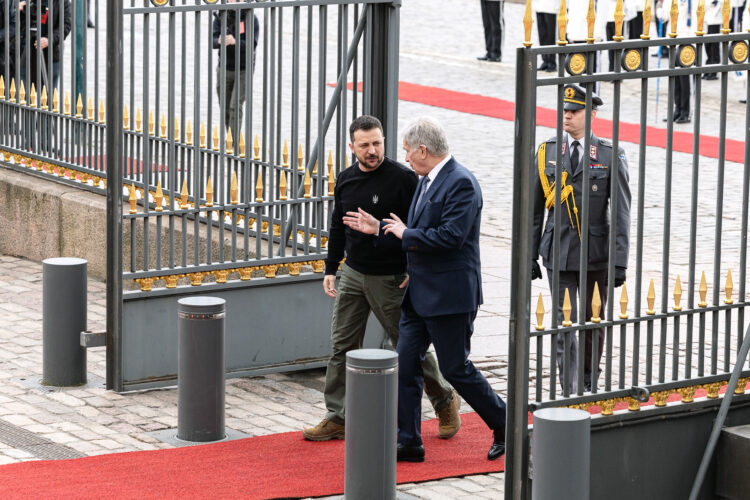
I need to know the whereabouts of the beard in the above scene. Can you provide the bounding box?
[357,152,384,170]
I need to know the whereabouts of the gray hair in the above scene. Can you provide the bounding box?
[402,117,450,156]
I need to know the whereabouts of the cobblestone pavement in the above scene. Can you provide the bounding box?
[2,1,750,499]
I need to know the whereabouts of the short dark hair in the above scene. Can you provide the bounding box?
[349,115,383,142]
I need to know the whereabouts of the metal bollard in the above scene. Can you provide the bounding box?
[532,407,591,500]
[344,349,398,500]
[42,257,87,386]
[177,296,226,442]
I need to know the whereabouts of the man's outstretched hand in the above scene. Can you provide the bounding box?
[343,208,379,235]
[383,213,407,240]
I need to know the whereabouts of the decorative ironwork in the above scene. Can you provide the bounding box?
[730,41,749,63]
[622,49,642,71]
[678,45,697,67]
[566,53,587,75]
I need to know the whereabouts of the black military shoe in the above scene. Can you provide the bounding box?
[488,428,505,461]
[397,443,425,463]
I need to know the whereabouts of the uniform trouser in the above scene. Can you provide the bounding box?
[705,25,721,72]
[216,66,247,137]
[323,263,454,424]
[480,0,504,59]
[536,12,557,65]
[547,268,608,393]
[628,12,644,40]
[396,297,506,446]
[675,74,690,118]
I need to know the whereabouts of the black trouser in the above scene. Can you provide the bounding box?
[547,268,608,392]
[480,0,504,59]
[731,3,746,32]
[605,22,616,72]
[536,12,557,65]
[705,24,720,77]
[628,12,644,39]
[675,74,690,118]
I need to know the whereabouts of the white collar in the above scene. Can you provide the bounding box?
[424,155,451,183]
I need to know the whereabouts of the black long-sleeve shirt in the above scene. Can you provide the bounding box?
[212,10,259,71]
[325,156,417,276]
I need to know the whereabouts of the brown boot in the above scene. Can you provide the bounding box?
[436,391,461,439]
[302,418,345,441]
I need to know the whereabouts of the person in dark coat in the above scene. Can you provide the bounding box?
[0,0,16,81]
[19,0,71,91]
[532,84,631,393]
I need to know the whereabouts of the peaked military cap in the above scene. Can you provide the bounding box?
[563,84,603,111]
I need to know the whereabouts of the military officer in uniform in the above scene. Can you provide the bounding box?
[531,84,631,392]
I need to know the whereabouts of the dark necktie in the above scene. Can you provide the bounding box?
[415,177,431,211]
[570,140,580,170]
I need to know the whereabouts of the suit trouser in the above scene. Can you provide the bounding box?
[216,66,247,138]
[396,296,506,446]
[480,0,504,58]
[323,263,453,424]
[628,12,644,40]
[705,25,721,74]
[547,268,608,392]
[674,74,690,118]
[536,12,557,65]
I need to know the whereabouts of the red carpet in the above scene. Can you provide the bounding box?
[0,413,502,500]
[343,81,746,164]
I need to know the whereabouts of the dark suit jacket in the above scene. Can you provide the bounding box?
[399,157,484,318]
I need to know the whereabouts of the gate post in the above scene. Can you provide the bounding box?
[106,0,124,391]
[363,1,400,159]
[506,45,535,500]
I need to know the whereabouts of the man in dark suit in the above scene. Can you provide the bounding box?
[344,117,507,463]
[531,84,631,393]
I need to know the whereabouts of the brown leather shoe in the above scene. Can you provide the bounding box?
[302,418,345,441]
[436,391,461,439]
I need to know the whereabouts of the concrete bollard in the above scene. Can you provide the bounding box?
[177,296,226,442]
[532,407,591,500]
[42,257,87,386]
[344,349,398,500]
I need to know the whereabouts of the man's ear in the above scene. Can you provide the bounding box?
[348,143,354,153]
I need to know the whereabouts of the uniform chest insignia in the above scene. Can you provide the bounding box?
[561,142,567,155]
[372,194,379,204]
[589,163,606,169]
[590,145,598,160]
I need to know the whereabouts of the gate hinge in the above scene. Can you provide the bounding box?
[80,330,106,348]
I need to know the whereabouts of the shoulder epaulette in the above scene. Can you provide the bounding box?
[598,138,612,147]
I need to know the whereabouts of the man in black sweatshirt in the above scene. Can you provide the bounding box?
[302,115,459,441]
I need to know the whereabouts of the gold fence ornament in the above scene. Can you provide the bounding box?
[0,75,4,99]
[205,176,214,207]
[735,377,749,394]
[40,86,48,109]
[29,83,36,107]
[614,0,625,40]
[536,293,545,331]
[19,80,26,105]
[328,162,335,196]
[313,160,318,175]
[698,271,708,307]
[129,184,137,214]
[214,270,229,283]
[255,174,264,202]
[311,260,325,273]
[230,172,238,204]
[238,267,253,280]
[642,0,653,38]
[254,134,261,160]
[627,397,641,411]
[160,113,167,138]
[87,97,93,120]
[725,269,734,304]
[653,391,669,407]
[186,120,193,145]
[226,127,234,155]
[148,109,154,135]
[262,264,278,278]
[646,279,656,315]
[619,283,629,319]
[669,0,679,37]
[279,171,288,200]
[136,278,154,292]
[304,169,312,198]
[298,144,304,171]
[135,107,142,132]
[562,288,573,326]
[523,0,533,47]
[189,272,204,286]
[558,0,568,44]
[587,0,597,42]
[722,0,731,33]
[591,282,602,323]
[238,130,246,157]
[673,275,683,311]
[282,140,289,167]
[696,0,706,35]
[327,149,334,173]
[679,386,696,403]
[164,275,180,288]
[9,77,15,102]
[180,178,189,209]
[704,382,721,398]
[154,182,164,212]
[200,122,206,149]
[212,125,219,151]
[598,399,616,416]
[288,262,302,276]
[123,105,129,130]
[100,100,106,123]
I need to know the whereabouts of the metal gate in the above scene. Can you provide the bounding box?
[103,0,401,391]
[507,1,750,498]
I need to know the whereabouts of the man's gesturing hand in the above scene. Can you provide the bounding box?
[323,275,337,298]
[343,208,379,235]
[383,213,407,240]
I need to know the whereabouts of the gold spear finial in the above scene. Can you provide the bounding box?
[135,107,142,132]
[226,127,234,155]
[41,86,48,109]
[279,171,288,200]
[558,0,568,45]
[282,140,289,167]
[698,271,708,307]
[562,288,573,326]
[255,174,264,202]
[238,130,246,157]
[696,0,706,35]
[587,0,597,43]
[304,169,312,198]
[0,75,4,99]
[212,125,219,151]
[345,154,350,168]
[52,87,59,113]
[328,161,335,196]
[98,99,105,123]
[9,77,15,102]
[619,283,629,319]
[646,279,656,315]
[642,0,652,38]
[327,149,334,172]
[230,172,238,204]
[614,0,625,40]
[160,113,167,138]
[200,122,206,148]
[725,269,734,304]
[154,181,164,212]
[18,80,25,105]
[180,178,189,209]
[29,83,36,107]
[88,97,94,120]
[591,282,602,322]
[673,275,683,311]
[254,134,260,160]
[148,110,154,135]
[174,116,180,140]
[722,0,731,33]
[523,0,534,47]
[128,184,137,214]
[536,293,546,331]
[670,0,679,37]
[298,144,304,171]
[205,176,214,207]
[313,160,319,175]
[186,120,193,145]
